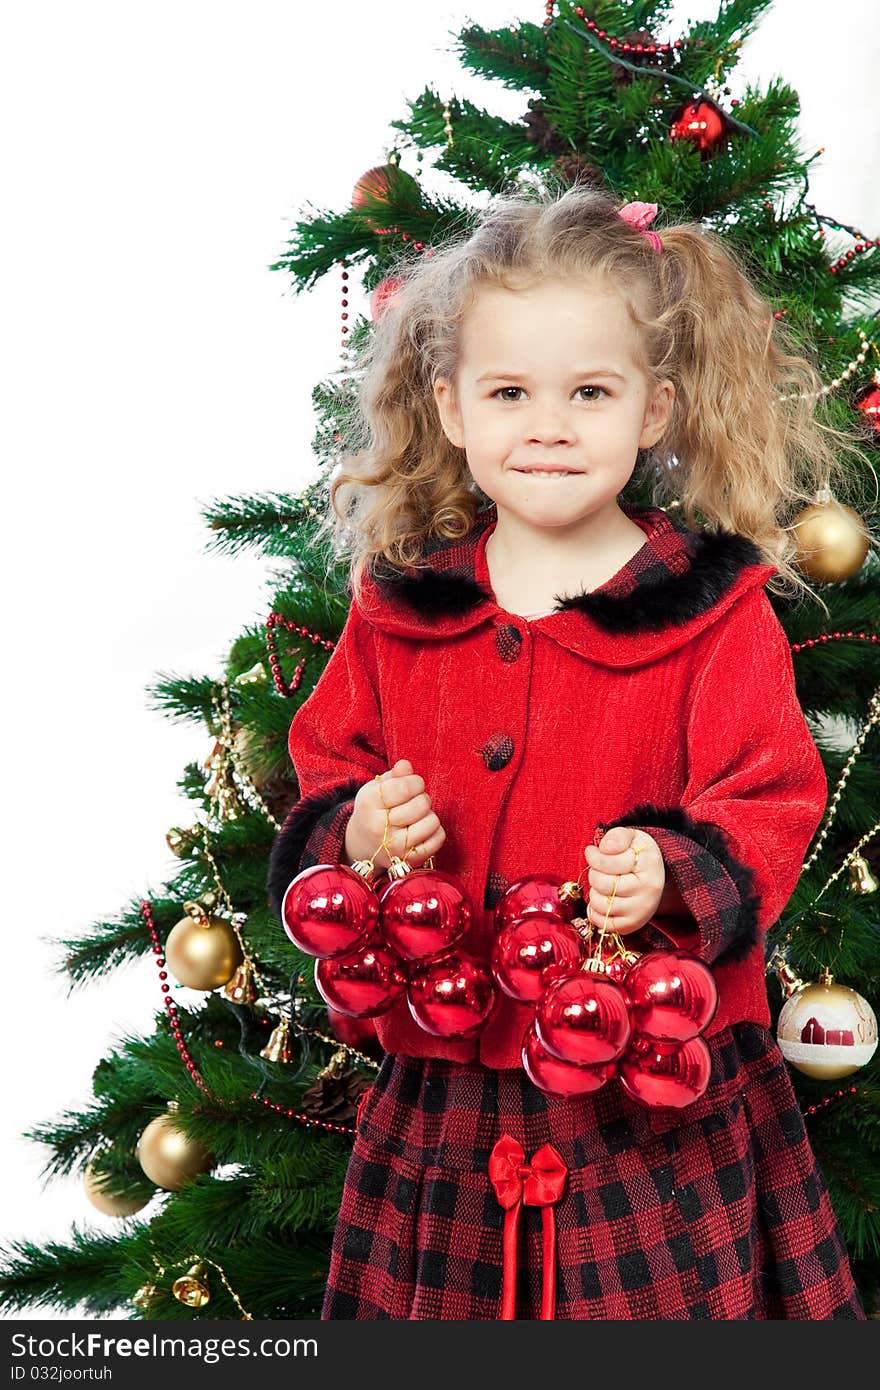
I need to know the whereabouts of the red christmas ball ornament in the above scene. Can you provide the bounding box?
[369,277,402,321]
[855,377,880,435]
[535,971,631,1067]
[540,958,584,991]
[314,941,406,1018]
[407,951,496,1039]
[669,98,728,154]
[282,864,378,959]
[326,1006,381,1052]
[379,869,471,962]
[521,1022,616,1099]
[624,949,718,1042]
[492,913,583,1003]
[494,874,575,933]
[351,163,421,233]
[619,1034,712,1109]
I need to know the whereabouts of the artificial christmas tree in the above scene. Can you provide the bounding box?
[1,0,878,1318]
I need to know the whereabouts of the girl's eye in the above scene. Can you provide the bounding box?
[491,385,608,402]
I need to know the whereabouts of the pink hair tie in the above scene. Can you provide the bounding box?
[618,200,664,253]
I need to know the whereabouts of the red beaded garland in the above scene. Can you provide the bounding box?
[265,611,335,697]
[790,630,878,654]
[803,1084,858,1118]
[821,216,879,275]
[141,899,210,1095]
[250,1092,355,1135]
[569,8,684,54]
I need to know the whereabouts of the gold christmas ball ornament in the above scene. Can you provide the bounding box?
[790,490,870,584]
[172,1263,211,1308]
[132,1283,159,1311]
[777,970,878,1079]
[83,1161,151,1218]
[165,904,243,991]
[136,1112,214,1191]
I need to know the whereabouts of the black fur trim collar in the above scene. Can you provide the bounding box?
[374,527,763,634]
[375,566,493,617]
[556,530,763,633]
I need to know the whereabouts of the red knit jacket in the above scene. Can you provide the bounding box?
[267,501,827,1067]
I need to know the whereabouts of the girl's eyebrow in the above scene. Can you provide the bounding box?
[475,368,627,382]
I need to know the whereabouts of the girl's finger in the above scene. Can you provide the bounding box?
[400,816,445,865]
[375,774,425,807]
[587,886,628,919]
[586,845,645,874]
[384,792,432,824]
[586,895,628,928]
[587,869,638,898]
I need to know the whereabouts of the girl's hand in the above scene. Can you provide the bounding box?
[583,827,666,935]
[345,758,447,870]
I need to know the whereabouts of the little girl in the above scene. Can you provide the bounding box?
[267,185,867,1319]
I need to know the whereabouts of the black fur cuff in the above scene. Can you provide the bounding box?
[596,802,762,965]
[266,778,365,921]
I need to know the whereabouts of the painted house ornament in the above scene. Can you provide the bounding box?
[777,968,878,1080]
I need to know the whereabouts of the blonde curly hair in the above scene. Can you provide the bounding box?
[315,181,872,616]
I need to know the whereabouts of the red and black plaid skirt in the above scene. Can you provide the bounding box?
[320,1023,865,1320]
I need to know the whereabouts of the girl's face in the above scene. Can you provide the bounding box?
[433,275,674,535]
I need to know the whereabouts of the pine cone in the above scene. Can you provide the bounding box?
[523,98,569,156]
[548,154,607,191]
[299,1059,373,1124]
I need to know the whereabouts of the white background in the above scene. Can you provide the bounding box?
[3,0,879,1320]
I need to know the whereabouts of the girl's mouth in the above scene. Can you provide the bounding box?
[515,469,580,477]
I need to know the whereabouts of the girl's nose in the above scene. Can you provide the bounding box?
[526,411,576,446]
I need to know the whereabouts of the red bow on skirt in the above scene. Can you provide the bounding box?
[488,1133,569,1320]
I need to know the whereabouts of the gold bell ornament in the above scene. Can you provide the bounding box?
[136,1107,214,1191]
[83,1160,151,1218]
[259,1016,291,1063]
[223,957,257,1005]
[789,488,870,584]
[848,854,879,895]
[776,965,878,1080]
[172,1263,211,1308]
[165,899,243,991]
[132,1283,159,1311]
[165,826,201,859]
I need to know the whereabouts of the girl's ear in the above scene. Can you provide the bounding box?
[433,377,466,449]
[639,378,675,450]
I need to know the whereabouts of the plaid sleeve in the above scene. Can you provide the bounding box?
[265,599,388,923]
[596,589,827,967]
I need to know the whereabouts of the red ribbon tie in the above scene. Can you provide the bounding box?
[488,1133,568,1320]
